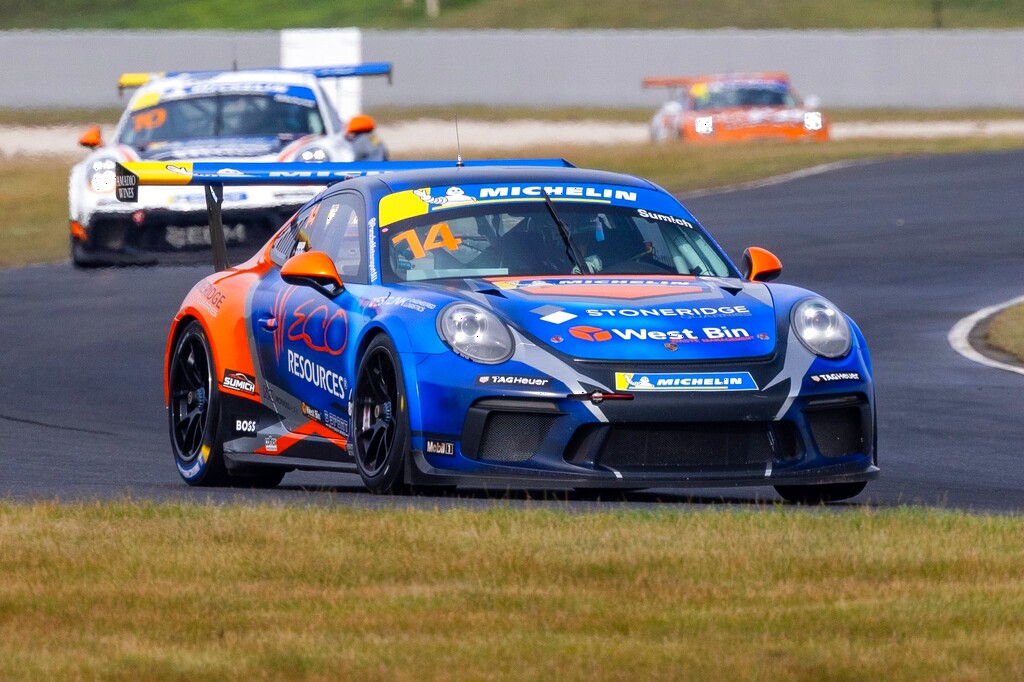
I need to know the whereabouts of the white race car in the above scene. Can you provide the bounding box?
[69,64,390,266]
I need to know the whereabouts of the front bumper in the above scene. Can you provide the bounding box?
[405,352,876,490]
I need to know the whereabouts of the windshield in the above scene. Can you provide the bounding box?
[379,202,735,283]
[693,85,795,111]
[118,93,325,147]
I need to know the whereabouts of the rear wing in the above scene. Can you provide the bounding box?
[642,77,697,90]
[114,158,575,271]
[643,72,791,90]
[117,62,393,93]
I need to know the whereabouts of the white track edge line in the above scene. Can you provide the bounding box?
[947,295,1024,377]
[682,158,879,198]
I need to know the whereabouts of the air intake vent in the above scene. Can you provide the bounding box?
[596,422,796,470]
[806,406,863,457]
[478,412,559,462]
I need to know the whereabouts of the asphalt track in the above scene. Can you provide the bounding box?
[1,150,1022,511]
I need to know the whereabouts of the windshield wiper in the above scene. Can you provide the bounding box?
[541,189,590,274]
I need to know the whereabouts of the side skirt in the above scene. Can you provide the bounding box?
[224,452,358,474]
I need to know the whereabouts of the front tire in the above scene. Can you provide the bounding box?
[352,335,411,495]
[168,321,229,486]
[774,481,867,504]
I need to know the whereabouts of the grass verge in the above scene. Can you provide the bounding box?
[1,501,1023,681]
[985,303,1024,365]
[0,157,73,267]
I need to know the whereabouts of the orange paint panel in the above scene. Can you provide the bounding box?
[254,420,347,456]
[163,250,275,405]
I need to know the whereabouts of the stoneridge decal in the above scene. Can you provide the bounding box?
[615,372,758,392]
[585,305,750,318]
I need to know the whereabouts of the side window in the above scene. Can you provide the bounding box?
[302,192,366,282]
[270,213,302,264]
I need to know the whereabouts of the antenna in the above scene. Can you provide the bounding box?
[455,114,464,167]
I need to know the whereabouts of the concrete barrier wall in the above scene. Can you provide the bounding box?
[3,29,1023,110]
[0,30,279,108]
[362,29,1024,109]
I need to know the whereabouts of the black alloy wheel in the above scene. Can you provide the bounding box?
[168,321,228,486]
[353,336,410,494]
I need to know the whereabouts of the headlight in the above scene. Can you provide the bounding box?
[695,116,714,135]
[437,303,514,364]
[791,298,852,359]
[299,146,329,162]
[804,112,823,131]
[88,159,117,193]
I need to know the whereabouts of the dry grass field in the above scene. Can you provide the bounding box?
[2,502,1024,681]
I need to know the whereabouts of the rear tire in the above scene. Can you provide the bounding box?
[352,335,410,495]
[167,321,229,486]
[774,481,867,505]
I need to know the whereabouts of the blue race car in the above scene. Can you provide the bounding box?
[118,158,877,503]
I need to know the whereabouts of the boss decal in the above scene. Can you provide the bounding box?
[234,418,258,435]
[585,305,750,318]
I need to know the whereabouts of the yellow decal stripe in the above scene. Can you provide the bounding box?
[121,162,195,185]
[379,189,429,227]
[130,92,161,111]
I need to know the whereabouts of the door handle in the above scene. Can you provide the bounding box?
[257,314,278,331]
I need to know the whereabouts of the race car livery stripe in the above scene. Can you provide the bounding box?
[118,161,194,186]
[254,419,346,456]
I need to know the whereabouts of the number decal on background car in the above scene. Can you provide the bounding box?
[132,108,167,131]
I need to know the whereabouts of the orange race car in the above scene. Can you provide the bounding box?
[644,72,828,143]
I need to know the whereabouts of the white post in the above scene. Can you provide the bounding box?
[280,28,363,125]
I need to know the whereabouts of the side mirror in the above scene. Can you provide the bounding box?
[741,247,783,283]
[79,125,103,149]
[281,250,344,298]
[803,95,821,110]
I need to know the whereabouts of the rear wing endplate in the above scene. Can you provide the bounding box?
[114,158,575,271]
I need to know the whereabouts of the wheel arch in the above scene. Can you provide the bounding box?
[352,321,426,436]
[164,312,205,406]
